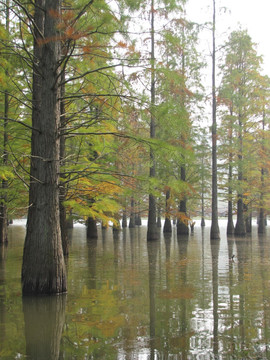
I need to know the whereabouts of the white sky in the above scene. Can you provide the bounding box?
[186,0,270,75]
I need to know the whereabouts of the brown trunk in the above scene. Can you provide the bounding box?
[60,68,68,256]
[87,217,98,238]
[177,166,189,236]
[147,0,158,240]
[0,2,9,244]
[129,196,135,228]
[22,0,67,295]
[210,0,220,240]
[234,115,246,236]
[163,189,172,233]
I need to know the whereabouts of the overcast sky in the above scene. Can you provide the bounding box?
[186,0,270,75]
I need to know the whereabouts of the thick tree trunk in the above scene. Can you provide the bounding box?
[177,199,189,235]
[210,0,220,240]
[87,217,98,238]
[258,207,265,234]
[234,197,246,236]
[22,0,67,295]
[129,196,135,228]
[163,189,172,233]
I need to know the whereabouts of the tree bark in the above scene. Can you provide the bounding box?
[210,0,220,240]
[163,189,172,233]
[0,0,9,244]
[147,0,158,240]
[60,68,68,256]
[22,0,67,295]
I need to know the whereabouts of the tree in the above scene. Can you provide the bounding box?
[210,0,220,240]
[219,29,263,236]
[22,0,67,295]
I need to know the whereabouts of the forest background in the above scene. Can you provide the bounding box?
[0,0,269,294]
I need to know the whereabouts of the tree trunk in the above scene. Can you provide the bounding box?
[177,199,189,235]
[177,166,189,235]
[59,68,68,256]
[234,115,246,236]
[210,0,220,240]
[147,0,158,240]
[22,0,67,295]
[129,196,135,228]
[87,217,98,238]
[227,151,234,235]
[163,189,172,233]
[0,1,9,244]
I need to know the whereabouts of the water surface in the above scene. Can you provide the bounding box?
[1,220,270,359]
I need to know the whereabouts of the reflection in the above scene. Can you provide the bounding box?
[113,230,120,286]
[147,240,159,360]
[87,237,97,289]
[0,244,7,352]
[227,235,236,354]
[23,294,66,360]
[177,237,190,359]
[235,237,250,354]
[258,237,270,357]
[210,238,220,356]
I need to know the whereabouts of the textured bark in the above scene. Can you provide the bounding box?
[60,69,68,256]
[22,0,67,295]
[210,0,220,240]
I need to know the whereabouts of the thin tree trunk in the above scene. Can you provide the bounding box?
[147,0,158,240]
[210,0,220,240]
[0,0,9,244]
[22,0,67,295]
[234,115,246,236]
[60,69,68,256]
[258,110,266,234]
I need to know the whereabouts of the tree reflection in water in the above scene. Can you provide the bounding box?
[1,221,270,358]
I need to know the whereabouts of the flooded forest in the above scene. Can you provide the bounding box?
[1,0,270,359]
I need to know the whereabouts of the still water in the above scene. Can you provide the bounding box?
[1,220,270,359]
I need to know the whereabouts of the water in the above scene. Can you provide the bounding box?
[1,220,270,359]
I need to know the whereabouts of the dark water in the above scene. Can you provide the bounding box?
[1,220,270,359]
